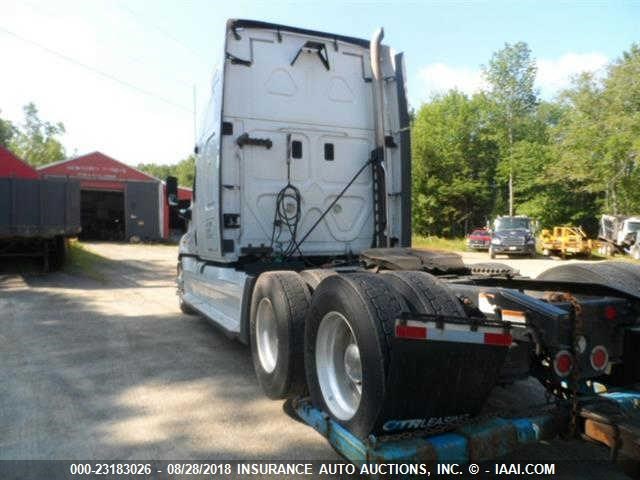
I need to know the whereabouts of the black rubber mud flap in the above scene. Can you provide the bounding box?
[250,271,310,399]
[382,271,519,385]
[377,271,508,435]
[379,327,510,435]
[305,272,510,439]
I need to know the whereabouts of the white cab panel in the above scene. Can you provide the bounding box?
[181,256,250,334]
[221,27,397,259]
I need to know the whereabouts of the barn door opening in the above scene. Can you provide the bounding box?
[80,190,125,241]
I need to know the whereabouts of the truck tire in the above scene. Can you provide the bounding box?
[595,262,640,295]
[381,270,465,317]
[177,262,197,315]
[304,273,404,438]
[48,236,67,271]
[299,269,336,292]
[537,262,640,296]
[179,296,196,315]
[250,271,310,399]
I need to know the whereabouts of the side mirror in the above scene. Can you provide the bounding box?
[166,176,178,206]
[179,207,192,222]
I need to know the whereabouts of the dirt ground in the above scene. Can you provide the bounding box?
[0,242,631,478]
[0,242,334,461]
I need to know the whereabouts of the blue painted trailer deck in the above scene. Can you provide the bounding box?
[295,390,640,467]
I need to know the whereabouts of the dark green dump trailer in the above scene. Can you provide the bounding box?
[0,177,81,271]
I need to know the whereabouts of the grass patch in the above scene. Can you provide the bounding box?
[65,240,109,282]
[412,235,468,252]
[587,250,607,260]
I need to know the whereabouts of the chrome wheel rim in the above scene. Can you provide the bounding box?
[316,311,362,420]
[256,298,278,373]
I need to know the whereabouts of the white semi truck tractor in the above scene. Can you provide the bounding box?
[172,20,640,459]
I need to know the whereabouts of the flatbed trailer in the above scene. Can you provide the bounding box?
[295,389,640,476]
[540,226,597,258]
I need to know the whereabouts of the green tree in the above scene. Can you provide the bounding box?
[136,162,174,181]
[410,41,640,237]
[483,42,538,215]
[0,112,14,147]
[174,154,195,187]
[137,154,195,188]
[412,91,499,236]
[552,45,640,219]
[600,44,640,214]
[9,103,66,166]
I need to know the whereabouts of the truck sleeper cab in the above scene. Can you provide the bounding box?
[178,19,409,342]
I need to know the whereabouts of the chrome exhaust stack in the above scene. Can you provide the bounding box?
[370,27,391,247]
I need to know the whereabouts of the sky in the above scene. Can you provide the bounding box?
[1,0,638,166]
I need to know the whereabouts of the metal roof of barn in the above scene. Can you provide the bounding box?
[0,146,40,179]
[38,151,158,183]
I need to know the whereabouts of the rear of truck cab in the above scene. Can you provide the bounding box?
[190,19,410,265]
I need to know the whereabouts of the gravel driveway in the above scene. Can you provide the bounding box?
[0,242,630,478]
[0,242,336,461]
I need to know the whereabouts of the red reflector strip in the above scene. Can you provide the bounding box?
[484,332,513,346]
[395,320,510,347]
[395,324,427,340]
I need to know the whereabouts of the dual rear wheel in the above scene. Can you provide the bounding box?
[250,271,310,399]
[249,269,467,438]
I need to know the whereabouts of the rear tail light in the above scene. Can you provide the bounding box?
[604,305,617,321]
[590,345,609,372]
[553,350,573,377]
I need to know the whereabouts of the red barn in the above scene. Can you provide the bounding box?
[0,146,39,179]
[39,152,191,241]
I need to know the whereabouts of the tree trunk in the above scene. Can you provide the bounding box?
[509,171,514,216]
[508,124,514,216]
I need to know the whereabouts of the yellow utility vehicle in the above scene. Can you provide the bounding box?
[539,226,596,258]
